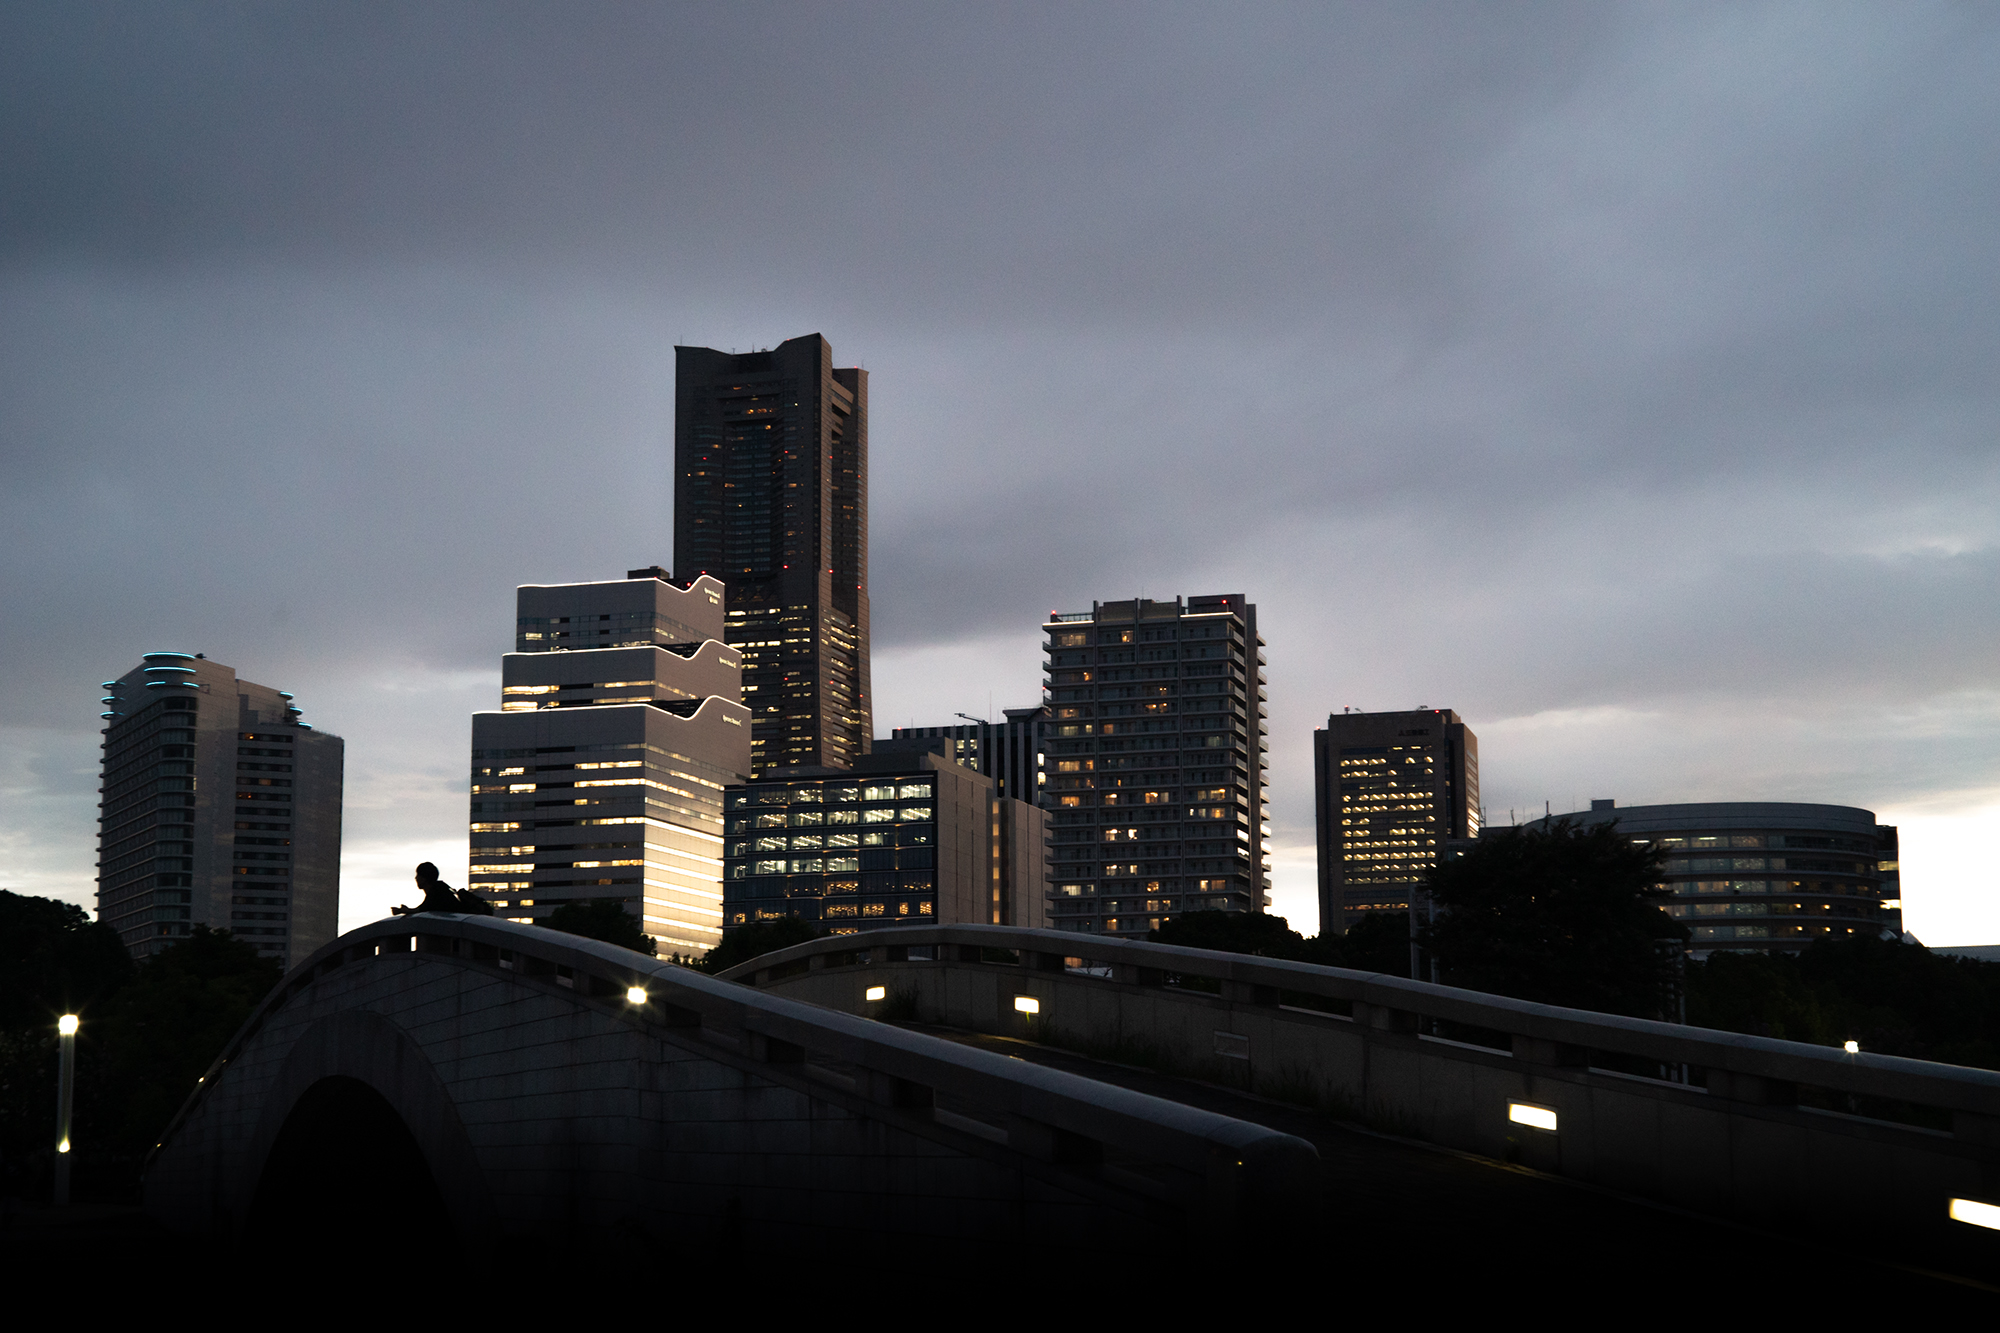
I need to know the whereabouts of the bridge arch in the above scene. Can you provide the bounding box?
[240,1007,492,1252]
[145,917,1316,1251]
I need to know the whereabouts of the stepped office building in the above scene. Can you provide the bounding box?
[674,334,871,775]
[1313,708,1480,934]
[1042,596,1270,935]
[468,570,752,957]
[97,654,343,966]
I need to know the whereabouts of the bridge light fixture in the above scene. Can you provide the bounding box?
[1508,1102,1558,1133]
[1844,1040,1860,1054]
[865,986,886,1002]
[57,1138,70,1154]
[58,1014,78,1036]
[1014,996,1040,1015]
[626,986,649,1005]
[1951,1197,2000,1230]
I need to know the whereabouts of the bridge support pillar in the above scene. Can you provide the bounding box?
[1221,980,1279,1007]
[1512,1036,1590,1067]
[1354,1001,1418,1034]
[1706,1070,1798,1106]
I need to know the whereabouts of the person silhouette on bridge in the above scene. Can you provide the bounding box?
[391,862,494,916]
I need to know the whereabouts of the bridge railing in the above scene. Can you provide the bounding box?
[722,924,2000,1144]
[152,915,1318,1224]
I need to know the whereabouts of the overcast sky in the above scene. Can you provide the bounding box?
[4,2,1997,941]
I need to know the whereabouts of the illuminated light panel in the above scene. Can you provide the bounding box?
[865,986,886,1002]
[58,1014,79,1035]
[1950,1198,2000,1230]
[625,987,649,1005]
[1509,1102,1558,1133]
[1014,996,1041,1015]
[1844,1040,1860,1054]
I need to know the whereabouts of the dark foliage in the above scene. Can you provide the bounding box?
[1688,935,2000,1069]
[1147,908,1412,974]
[1149,909,1306,957]
[1,912,278,1202]
[1419,819,1686,1018]
[543,899,658,956]
[0,890,134,1030]
[696,917,821,974]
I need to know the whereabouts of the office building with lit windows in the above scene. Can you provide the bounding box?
[890,705,1048,804]
[674,335,870,775]
[1041,596,1270,935]
[1518,800,1901,957]
[97,654,343,967]
[721,742,1048,932]
[1313,708,1480,934]
[468,569,752,957]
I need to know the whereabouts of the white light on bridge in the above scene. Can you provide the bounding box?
[625,987,648,1005]
[58,1014,78,1036]
[1014,996,1040,1015]
[865,986,886,1002]
[1509,1102,1558,1133]
[1950,1198,2000,1231]
[1844,1040,1860,1054]
[57,1138,70,1154]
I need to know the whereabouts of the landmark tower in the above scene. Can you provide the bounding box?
[674,335,869,774]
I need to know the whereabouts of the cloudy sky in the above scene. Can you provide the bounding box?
[4,2,1997,942]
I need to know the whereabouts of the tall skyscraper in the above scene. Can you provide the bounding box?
[1041,596,1270,935]
[1313,708,1480,934]
[673,334,870,775]
[97,654,343,967]
[468,569,752,957]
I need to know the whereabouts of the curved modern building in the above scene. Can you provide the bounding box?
[1529,800,1900,956]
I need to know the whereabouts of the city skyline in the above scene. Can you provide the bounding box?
[3,7,1997,945]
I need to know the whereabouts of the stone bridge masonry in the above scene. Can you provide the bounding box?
[727,924,2000,1281]
[143,916,1316,1255]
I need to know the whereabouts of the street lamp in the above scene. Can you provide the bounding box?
[54,1014,78,1206]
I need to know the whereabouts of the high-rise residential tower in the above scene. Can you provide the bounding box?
[1041,596,1270,935]
[674,335,870,775]
[97,654,343,967]
[1313,708,1480,934]
[468,569,752,957]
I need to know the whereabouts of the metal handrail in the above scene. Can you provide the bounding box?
[720,923,2000,1119]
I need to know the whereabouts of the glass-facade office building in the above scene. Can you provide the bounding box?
[1528,800,1900,956]
[722,748,1049,933]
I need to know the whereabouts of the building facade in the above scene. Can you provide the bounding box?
[890,705,1048,804]
[97,653,343,967]
[721,745,1049,933]
[673,335,871,775]
[1524,800,1901,956]
[1041,596,1269,935]
[468,570,752,957]
[1313,708,1480,934]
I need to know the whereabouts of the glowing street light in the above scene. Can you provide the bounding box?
[1014,996,1041,1015]
[54,1014,78,1206]
[625,986,649,1006]
[865,986,887,1002]
[1508,1101,1558,1133]
[1844,1040,1860,1054]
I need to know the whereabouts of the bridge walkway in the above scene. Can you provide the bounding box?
[894,1020,1997,1303]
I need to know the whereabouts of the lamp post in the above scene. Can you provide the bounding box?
[54,1013,77,1206]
